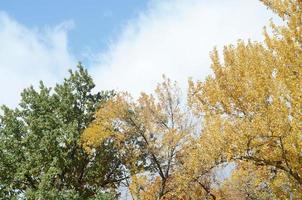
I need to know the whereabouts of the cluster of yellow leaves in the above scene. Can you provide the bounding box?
[188,0,302,198]
[218,161,302,199]
[82,77,194,199]
[81,1,302,199]
[81,94,131,148]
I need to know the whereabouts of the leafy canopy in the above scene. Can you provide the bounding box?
[0,64,119,199]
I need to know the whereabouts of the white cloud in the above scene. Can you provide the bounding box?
[0,0,279,108]
[91,0,278,97]
[0,12,75,108]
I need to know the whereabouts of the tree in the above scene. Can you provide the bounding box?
[81,77,193,199]
[0,64,120,199]
[188,0,302,198]
[217,162,277,199]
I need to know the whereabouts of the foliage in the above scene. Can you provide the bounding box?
[2,0,302,199]
[82,1,302,199]
[82,76,193,199]
[0,64,119,199]
[188,0,302,198]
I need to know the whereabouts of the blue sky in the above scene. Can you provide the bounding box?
[1,0,149,60]
[0,0,277,108]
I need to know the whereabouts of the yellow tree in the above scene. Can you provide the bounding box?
[188,0,302,198]
[81,77,192,199]
[217,162,278,199]
[164,116,229,200]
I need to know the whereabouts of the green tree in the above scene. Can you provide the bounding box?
[0,64,121,199]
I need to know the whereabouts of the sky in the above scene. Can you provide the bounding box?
[0,0,278,108]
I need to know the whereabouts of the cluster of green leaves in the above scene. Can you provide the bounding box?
[0,64,119,199]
